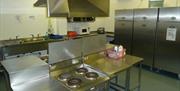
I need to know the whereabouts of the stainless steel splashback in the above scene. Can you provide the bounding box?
[82,34,106,56]
[34,0,109,17]
[48,38,82,64]
[48,34,107,64]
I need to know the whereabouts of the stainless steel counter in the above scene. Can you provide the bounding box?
[0,34,101,60]
[85,53,142,77]
[84,44,143,91]
[0,34,100,47]
[106,32,114,37]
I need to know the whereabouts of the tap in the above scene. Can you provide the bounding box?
[30,34,34,38]
[80,56,88,67]
[15,36,19,39]
[37,33,40,37]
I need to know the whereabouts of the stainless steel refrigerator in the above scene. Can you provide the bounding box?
[155,7,180,74]
[132,8,158,67]
[114,9,134,54]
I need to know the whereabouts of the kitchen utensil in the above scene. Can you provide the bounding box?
[48,34,63,39]
[97,27,105,34]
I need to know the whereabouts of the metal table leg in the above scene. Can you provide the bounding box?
[3,70,12,91]
[110,62,142,91]
[105,81,110,91]
[125,68,131,91]
[115,75,119,84]
[137,63,142,91]
[109,75,124,91]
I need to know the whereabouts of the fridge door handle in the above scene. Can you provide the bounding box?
[169,25,176,28]
[121,17,126,20]
[142,24,147,27]
[143,17,147,20]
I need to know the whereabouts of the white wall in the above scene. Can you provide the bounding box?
[164,0,180,7]
[56,18,68,35]
[0,0,3,40]
[0,0,48,40]
[0,0,180,40]
[100,0,148,32]
[112,0,148,9]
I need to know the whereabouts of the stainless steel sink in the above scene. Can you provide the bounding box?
[19,37,46,44]
[0,36,65,47]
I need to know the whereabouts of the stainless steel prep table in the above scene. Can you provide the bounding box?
[1,56,68,91]
[85,46,143,91]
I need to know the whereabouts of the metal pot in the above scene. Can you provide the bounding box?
[97,27,105,34]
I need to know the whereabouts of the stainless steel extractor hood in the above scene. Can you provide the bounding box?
[34,0,47,7]
[34,0,109,17]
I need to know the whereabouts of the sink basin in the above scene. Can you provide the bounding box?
[0,36,66,48]
[20,37,46,44]
[0,40,21,46]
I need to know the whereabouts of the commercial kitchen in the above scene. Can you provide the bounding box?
[0,0,180,91]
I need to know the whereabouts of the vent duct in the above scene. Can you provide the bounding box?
[34,0,110,17]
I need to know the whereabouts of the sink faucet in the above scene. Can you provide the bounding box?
[30,34,34,38]
[15,36,19,39]
[37,33,40,37]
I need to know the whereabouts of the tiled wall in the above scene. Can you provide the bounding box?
[67,17,112,32]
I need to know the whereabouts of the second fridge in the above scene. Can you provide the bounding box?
[132,8,158,67]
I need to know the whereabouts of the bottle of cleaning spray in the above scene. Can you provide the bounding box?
[48,18,54,34]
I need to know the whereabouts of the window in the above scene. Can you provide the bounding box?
[149,0,164,8]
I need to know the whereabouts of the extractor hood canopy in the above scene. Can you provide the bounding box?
[34,0,110,17]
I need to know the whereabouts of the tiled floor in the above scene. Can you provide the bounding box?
[0,67,180,91]
[110,67,180,91]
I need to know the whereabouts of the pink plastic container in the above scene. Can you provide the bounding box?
[105,48,126,60]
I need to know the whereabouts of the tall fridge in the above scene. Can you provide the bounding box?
[155,7,180,74]
[114,9,134,54]
[132,8,158,67]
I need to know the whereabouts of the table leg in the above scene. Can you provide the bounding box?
[125,68,130,91]
[105,81,110,91]
[3,70,12,91]
[137,63,142,91]
[115,75,119,84]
